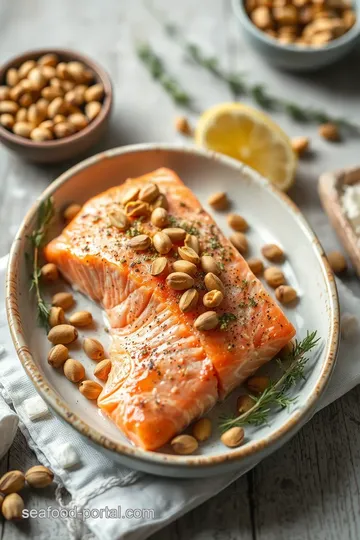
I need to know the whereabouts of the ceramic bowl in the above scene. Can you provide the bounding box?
[232,0,360,71]
[0,49,112,163]
[6,144,339,477]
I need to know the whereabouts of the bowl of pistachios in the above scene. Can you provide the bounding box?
[0,49,113,163]
[232,0,360,71]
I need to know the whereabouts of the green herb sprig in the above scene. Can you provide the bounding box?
[147,7,360,135]
[28,198,55,330]
[136,43,192,108]
[219,331,320,432]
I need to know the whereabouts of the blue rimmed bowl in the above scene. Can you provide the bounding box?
[232,0,360,71]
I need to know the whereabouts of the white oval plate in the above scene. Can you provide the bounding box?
[7,144,339,478]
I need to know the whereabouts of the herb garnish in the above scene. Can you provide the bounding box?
[218,313,237,331]
[145,8,360,135]
[219,331,320,431]
[28,198,55,331]
[136,43,192,108]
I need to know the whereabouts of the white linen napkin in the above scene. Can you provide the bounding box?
[0,253,359,540]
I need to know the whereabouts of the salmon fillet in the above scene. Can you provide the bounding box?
[45,167,295,450]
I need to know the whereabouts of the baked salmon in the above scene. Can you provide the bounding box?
[45,167,295,450]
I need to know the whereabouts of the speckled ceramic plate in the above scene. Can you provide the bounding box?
[6,144,339,478]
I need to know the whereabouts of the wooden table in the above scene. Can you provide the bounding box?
[1,1,360,538]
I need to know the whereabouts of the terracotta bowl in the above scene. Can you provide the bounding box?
[0,49,113,163]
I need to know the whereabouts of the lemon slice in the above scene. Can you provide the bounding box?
[195,103,297,192]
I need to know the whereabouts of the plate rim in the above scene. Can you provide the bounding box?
[6,143,340,471]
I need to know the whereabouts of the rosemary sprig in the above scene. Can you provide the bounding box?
[28,198,55,330]
[148,8,360,134]
[219,331,320,432]
[136,43,192,108]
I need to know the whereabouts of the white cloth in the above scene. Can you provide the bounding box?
[0,253,359,540]
[0,391,18,459]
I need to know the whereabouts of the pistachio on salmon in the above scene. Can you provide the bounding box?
[204,272,225,294]
[125,200,150,218]
[172,259,197,276]
[162,227,186,243]
[109,209,130,231]
[153,231,173,255]
[151,207,169,228]
[179,288,199,312]
[150,257,169,277]
[138,182,159,203]
[184,233,200,254]
[178,246,200,265]
[194,311,219,331]
[166,272,194,290]
[200,255,220,276]
[128,234,152,251]
[121,186,140,205]
[203,289,224,308]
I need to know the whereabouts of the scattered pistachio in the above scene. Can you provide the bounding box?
[162,227,186,243]
[138,182,160,203]
[48,306,65,328]
[109,209,130,231]
[178,246,200,265]
[47,344,69,368]
[264,266,286,288]
[200,255,221,276]
[63,358,85,383]
[52,291,74,310]
[1,493,24,521]
[63,203,81,222]
[194,311,219,331]
[166,272,194,291]
[179,288,199,312]
[237,395,255,414]
[247,257,264,275]
[128,234,152,251]
[83,337,105,361]
[319,122,340,142]
[192,418,212,442]
[47,324,78,345]
[246,375,270,395]
[275,285,298,304]
[25,466,54,488]
[171,434,198,455]
[79,380,103,400]
[208,191,229,210]
[227,213,248,232]
[151,207,169,228]
[152,193,169,210]
[204,272,225,294]
[261,243,284,262]
[40,262,59,282]
[172,259,197,276]
[174,115,192,136]
[291,136,310,156]
[94,359,112,381]
[150,257,169,277]
[221,427,245,448]
[125,200,150,218]
[203,289,224,308]
[230,232,248,255]
[327,250,347,273]
[184,233,200,254]
[69,310,93,327]
[0,471,25,495]
[121,186,140,205]
[153,231,173,254]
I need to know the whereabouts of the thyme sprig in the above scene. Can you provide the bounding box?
[28,198,55,330]
[136,43,192,108]
[147,8,360,134]
[219,331,320,432]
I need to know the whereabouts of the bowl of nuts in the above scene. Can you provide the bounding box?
[0,49,112,163]
[232,0,360,71]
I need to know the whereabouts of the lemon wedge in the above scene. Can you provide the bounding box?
[195,103,297,192]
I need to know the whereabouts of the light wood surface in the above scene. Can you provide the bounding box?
[1,0,360,538]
